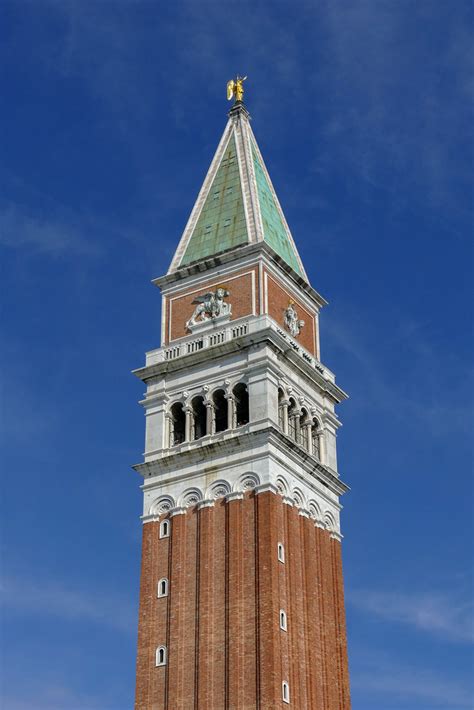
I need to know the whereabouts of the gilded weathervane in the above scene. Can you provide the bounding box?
[227,75,247,103]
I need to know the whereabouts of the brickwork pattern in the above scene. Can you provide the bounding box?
[265,272,317,357]
[166,267,259,343]
[135,492,350,709]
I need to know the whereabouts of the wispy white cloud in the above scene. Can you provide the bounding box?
[349,587,474,643]
[314,1,473,215]
[0,204,100,257]
[352,664,474,708]
[1,573,136,633]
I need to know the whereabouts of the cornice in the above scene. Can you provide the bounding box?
[134,424,349,498]
[154,242,327,309]
[133,320,348,404]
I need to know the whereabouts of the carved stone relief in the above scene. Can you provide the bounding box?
[186,287,232,329]
[284,301,305,338]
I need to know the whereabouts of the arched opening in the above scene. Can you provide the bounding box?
[159,520,170,538]
[311,417,321,460]
[155,646,167,667]
[157,578,168,598]
[233,383,249,427]
[170,402,185,446]
[213,389,228,433]
[282,681,290,703]
[288,398,298,442]
[299,408,310,450]
[192,396,207,440]
[280,609,287,631]
[278,388,285,429]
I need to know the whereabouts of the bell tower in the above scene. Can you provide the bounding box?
[133,86,351,709]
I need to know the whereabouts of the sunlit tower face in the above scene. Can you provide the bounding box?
[133,88,351,709]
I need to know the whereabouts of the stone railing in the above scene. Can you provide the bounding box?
[145,315,335,383]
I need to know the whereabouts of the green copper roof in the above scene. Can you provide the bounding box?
[180,136,248,266]
[251,141,303,276]
[171,109,307,279]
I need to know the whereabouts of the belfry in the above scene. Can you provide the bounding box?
[133,80,351,709]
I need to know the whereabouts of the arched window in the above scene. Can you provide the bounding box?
[155,646,167,666]
[278,388,285,429]
[191,396,207,440]
[213,389,228,433]
[157,578,168,598]
[159,520,170,539]
[311,418,321,460]
[233,383,249,427]
[288,398,298,442]
[170,402,185,446]
[279,609,287,631]
[277,542,285,563]
[299,408,310,450]
[282,681,290,703]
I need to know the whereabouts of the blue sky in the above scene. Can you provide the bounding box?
[1,1,473,708]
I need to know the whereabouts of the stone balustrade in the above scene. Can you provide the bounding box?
[144,314,336,383]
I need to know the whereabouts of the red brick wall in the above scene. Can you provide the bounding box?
[265,271,317,357]
[165,267,259,343]
[134,492,351,709]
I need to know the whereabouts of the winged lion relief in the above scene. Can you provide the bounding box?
[186,287,232,329]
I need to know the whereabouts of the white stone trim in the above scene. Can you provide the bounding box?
[261,254,321,316]
[169,506,186,517]
[140,315,340,398]
[236,473,260,492]
[197,499,215,510]
[159,252,262,296]
[315,311,321,359]
[225,490,244,502]
[149,495,175,516]
[143,465,342,537]
[233,113,259,244]
[258,260,264,314]
[241,116,265,244]
[161,294,167,347]
[254,482,279,496]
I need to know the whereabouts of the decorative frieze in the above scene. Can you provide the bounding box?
[143,476,340,536]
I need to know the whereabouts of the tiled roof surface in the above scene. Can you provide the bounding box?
[251,141,302,276]
[180,136,248,266]
[172,109,306,280]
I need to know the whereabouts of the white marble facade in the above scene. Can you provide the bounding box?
[134,306,348,538]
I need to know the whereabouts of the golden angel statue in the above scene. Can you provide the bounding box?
[227,75,247,103]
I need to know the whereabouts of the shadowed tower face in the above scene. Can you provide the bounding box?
[133,93,351,709]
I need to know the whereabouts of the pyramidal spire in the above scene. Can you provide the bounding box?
[168,86,307,280]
